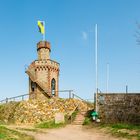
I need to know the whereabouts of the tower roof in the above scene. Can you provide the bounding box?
[37,41,51,52]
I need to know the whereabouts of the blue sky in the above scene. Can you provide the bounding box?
[0,0,140,100]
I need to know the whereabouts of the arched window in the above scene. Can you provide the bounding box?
[51,78,56,96]
[31,81,36,92]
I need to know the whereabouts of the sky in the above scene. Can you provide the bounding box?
[0,0,140,100]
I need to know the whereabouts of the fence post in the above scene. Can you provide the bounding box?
[6,98,8,103]
[69,91,71,99]
[22,95,24,101]
[72,93,74,98]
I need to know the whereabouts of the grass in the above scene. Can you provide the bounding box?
[71,111,78,120]
[65,110,78,124]
[82,114,140,140]
[0,125,34,140]
[70,111,78,122]
[111,123,140,130]
[36,110,79,128]
[83,117,92,125]
[99,123,140,140]
[35,120,66,129]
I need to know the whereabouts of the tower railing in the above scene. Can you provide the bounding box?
[0,90,94,106]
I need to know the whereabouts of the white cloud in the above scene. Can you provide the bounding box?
[82,31,88,40]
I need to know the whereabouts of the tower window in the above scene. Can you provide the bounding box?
[51,78,56,96]
[31,81,36,92]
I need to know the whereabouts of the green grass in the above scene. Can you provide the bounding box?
[83,117,92,125]
[71,111,78,120]
[0,125,34,140]
[111,123,140,130]
[70,111,78,122]
[99,123,140,140]
[35,120,65,129]
[65,110,78,124]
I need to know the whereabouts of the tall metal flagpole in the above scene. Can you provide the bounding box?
[95,24,98,112]
[106,63,109,93]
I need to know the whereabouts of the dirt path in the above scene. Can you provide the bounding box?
[33,125,122,140]
[8,124,126,140]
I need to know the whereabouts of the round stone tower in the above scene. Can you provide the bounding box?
[26,41,60,99]
[37,41,51,60]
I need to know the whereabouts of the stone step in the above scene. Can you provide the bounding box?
[75,116,84,118]
[73,120,84,122]
[74,117,85,120]
[74,119,84,122]
[72,121,84,125]
[75,118,84,120]
[72,111,86,125]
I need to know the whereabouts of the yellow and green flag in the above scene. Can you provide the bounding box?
[37,21,45,34]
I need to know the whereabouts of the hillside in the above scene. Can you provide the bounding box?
[0,98,91,124]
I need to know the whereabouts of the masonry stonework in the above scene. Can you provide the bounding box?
[97,93,140,124]
[26,41,60,99]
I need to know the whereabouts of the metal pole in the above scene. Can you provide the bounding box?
[72,93,74,98]
[22,95,24,101]
[6,98,8,103]
[69,91,71,98]
[126,85,128,93]
[95,24,98,112]
[106,63,109,93]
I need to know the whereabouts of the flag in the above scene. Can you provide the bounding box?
[37,21,45,34]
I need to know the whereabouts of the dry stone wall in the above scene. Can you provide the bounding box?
[97,93,140,124]
[0,98,90,124]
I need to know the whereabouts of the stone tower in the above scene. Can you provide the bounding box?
[26,41,60,99]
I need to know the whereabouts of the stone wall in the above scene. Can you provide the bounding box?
[97,93,140,124]
[0,98,91,124]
